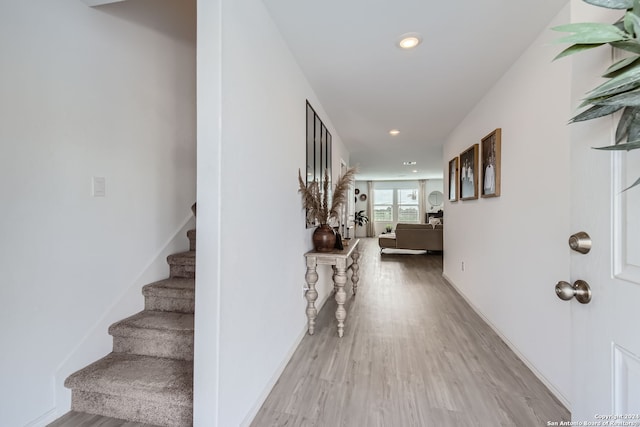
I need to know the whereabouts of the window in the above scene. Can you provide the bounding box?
[398,189,419,222]
[373,187,419,223]
[373,189,393,222]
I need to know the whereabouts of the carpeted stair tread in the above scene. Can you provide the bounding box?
[109,311,193,336]
[167,251,195,265]
[167,251,195,279]
[109,311,194,360]
[65,353,193,405]
[143,278,194,313]
[142,278,195,298]
[47,411,164,427]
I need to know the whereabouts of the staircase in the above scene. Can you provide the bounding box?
[62,228,196,427]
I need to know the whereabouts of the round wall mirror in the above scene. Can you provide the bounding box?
[428,190,444,207]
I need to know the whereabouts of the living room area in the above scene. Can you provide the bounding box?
[347,179,445,254]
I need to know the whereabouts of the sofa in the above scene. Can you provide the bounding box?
[378,223,443,253]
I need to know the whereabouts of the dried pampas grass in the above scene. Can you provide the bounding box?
[298,167,357,225]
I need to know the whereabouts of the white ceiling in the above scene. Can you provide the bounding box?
[263,0,569,180]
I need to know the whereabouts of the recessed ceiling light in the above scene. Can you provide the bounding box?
[398,33,422,49]
[403,161,416,166]
[412,170,418,173]
[389,129,400,136]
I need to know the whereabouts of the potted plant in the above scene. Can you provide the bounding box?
[353,210,369,237]
[298,167,357,252]
[385,224,393,233]
[553,0,640,189]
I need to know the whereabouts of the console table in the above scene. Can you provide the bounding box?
[304,239,360,338]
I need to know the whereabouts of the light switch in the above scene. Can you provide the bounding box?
[92,176,106,197]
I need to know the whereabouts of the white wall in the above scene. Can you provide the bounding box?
[195,0,349,425]
[194,0,221,425]
[442,5,572,406]
[0,1,197,425]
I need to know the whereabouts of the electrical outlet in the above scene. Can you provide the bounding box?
[92,176,106,197]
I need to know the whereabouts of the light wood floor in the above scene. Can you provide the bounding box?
[250,238,570,427]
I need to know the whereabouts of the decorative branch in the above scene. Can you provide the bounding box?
[329,167,357,221]
[298,167,358,225]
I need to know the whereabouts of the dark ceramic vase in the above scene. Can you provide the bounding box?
[313,224,336,252]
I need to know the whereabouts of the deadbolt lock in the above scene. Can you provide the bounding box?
[569,231,591,254]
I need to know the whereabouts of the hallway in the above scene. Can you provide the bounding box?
[251,238,570,426]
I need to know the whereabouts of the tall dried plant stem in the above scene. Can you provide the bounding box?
[298,166,358,225]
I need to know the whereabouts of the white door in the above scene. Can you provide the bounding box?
[569,3,640,420]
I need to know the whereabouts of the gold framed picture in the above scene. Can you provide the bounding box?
[448,157,459,202]
[481,128,501,198]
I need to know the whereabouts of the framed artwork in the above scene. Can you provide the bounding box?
[459,144,479,200]
[448,157,459,202]
[481,128,501,198]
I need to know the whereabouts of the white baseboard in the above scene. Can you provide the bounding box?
[441,272,571,411]
[24,407,58,427]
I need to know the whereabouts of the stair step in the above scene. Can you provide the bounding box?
[65,353,193,427]
[167,251,195,279]
[143,278,194,314]
[109,311,194,361]
[187,229,196,251]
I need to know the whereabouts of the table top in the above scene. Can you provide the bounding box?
[305,238,360,259]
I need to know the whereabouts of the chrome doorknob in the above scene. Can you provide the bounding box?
[555,280,592,304]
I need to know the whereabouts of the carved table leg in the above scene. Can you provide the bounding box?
[351,249,360,295]
[332,265,337,294]
[334,258,348,337]
[305,257,319,335]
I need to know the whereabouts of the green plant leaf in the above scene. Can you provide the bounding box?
[603,55,640,77]
[553,23,629,44]
[594,139,640,150]
[593,59,640,91]
[570,104,624,122]
[624,10,640,37]
[626,111,640,140]
[622,176,640,190]
[625,11,635,34]
[611,40,640,53]
[587,80,640,99]
[594,87,640,106]
[579,93,617,108]
[615,107,637,142]
[584,0,633,9]
[586,64,640,98]
[554,43,604,60]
